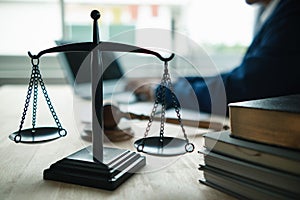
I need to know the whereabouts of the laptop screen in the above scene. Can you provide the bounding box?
[56,40,123,85]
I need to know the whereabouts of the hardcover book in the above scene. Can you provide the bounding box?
[200,150,300,194]
[229,94,300,150]
[203,131,300,175]
[200,165,298,200]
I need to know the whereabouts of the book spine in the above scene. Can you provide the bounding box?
[199,165,297,200]
[204,151,300,194]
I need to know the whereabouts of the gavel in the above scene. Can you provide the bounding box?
[103,104,228,131]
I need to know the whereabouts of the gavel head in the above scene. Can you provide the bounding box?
[103,103,123,129]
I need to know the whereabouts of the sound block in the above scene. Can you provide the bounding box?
[44,146,146,190]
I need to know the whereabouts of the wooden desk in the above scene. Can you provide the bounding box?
[0,85,234,200]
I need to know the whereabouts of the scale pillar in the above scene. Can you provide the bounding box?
[43,10,146,190]
[91,48,103,162]
[91,10,103,162]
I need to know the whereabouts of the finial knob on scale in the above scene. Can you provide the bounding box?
[91,10,101,20]
[91,10,101,44]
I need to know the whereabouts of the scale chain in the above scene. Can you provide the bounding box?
[32,65,39,128]
[143,100,159,138]
[36,65,63,130]
[142,61,170,139]
[164,62,193,152]
[159,70,167,141]
[139,59,194,154]
[142,61,189,142]
[18,69,35,132]
[17,58,64,133]
[164,65,189,143]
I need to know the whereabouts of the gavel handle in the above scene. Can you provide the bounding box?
[127,112,228,131]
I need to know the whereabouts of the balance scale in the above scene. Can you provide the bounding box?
[9,10,194,190]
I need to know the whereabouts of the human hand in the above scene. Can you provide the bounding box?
[125,78,159,101]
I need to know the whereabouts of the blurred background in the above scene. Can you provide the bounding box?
[0,0,258,85]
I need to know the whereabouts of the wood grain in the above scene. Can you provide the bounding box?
[0,85,234,200]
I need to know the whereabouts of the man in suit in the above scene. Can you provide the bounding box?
[130,0,300,115]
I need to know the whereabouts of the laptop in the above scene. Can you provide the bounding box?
[56,40,136,103]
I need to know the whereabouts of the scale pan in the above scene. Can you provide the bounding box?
[134,136,194,156]
[9,127,66,143]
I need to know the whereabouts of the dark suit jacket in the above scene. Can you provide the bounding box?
[162,0,300,115]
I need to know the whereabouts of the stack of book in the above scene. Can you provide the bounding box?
[199,94,300,199]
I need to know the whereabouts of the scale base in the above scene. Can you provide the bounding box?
[44,146,146,190]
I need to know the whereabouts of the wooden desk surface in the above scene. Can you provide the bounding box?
[0,85,234,200]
